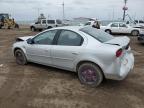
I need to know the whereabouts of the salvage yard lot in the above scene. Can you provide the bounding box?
[0,28,144,108]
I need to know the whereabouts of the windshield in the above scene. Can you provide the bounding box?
[80,26,114,43]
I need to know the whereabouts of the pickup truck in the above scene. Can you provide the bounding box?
[30,19,63,31]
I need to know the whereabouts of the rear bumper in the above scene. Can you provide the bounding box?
[105,52,134,80]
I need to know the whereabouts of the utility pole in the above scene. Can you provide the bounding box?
[123,0,128,21]
[62,1,65,21]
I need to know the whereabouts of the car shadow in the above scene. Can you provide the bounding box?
[27,62,78,78]
[27,62,125,88]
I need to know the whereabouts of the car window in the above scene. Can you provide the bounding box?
[47,20,55,24]
[85,22,91,26]
[139,20,144,23]
[135,20,138,23]
[80,26,114,43]
[119,23,127,27]
[126,21,129,24]
[56,20,62,24]
[57,30,83,46]
[33,30,57,45]
[111,23,118,27]
[42,20,46,24]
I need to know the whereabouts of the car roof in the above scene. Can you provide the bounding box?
[110,22,126,24]
[46,26,85,32]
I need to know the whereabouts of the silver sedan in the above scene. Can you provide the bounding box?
[12,26,134,87]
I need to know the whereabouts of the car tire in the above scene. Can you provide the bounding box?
[15,49,27,65]
[15,24,19,29]
[31,27,36,32]
[131,30,139,36]
[8,26,11,29]
[78,63,103,87]
[105,30,111,34]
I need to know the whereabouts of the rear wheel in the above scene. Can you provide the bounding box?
[15,49,27,65]
[131,30,139,36]
[78,63,103,87]
[105,30,111,34]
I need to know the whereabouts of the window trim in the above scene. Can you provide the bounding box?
[119,23,127,28]
[111,23,119,27]
[32,30,58,45]
[55,29,84,46]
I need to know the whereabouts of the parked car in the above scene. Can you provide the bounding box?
[12,26,134,87]
[134,20,144,27]
[126,20,144,29]
[84,20,101,26]
[101,22,143,36]
[138,34,144,43]
[30,19,63,31]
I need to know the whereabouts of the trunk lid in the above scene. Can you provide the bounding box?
[104,36,130,49]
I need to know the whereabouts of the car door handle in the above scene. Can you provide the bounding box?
[72,52,78,55]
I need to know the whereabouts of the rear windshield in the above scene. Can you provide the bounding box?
[80,26,114,43]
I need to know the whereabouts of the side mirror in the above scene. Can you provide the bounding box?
[27,38,34,44]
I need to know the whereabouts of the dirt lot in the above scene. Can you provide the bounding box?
[0,27,144,108]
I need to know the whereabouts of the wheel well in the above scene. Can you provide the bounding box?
[14,48,22,56]
[31,26,35,29]
[48,26,52,29]
[131,30,139,33]
[105,29,111,32]
[76,61,105,78]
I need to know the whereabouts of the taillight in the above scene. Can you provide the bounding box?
[116,49,123,57]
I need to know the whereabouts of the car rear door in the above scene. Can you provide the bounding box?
[47,20,56,27]
[118,23,130,33]
[51,30,84,70]
[26,30,57,65]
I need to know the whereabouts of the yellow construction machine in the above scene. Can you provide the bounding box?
[0,13,19,29]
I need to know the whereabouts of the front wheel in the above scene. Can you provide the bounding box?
[15,49,27,65]
[78,63,103,87]
[15,24,19,29]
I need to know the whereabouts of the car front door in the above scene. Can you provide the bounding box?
[41,19,47,29]
[51,30,84,70]
[26,30,57,65]
[110,23,119,33]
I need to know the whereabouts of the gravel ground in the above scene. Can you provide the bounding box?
[0,28,144,108]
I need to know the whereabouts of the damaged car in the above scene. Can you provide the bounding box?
[12,26,134,87]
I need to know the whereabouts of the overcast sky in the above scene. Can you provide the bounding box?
[0,0,144,21]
